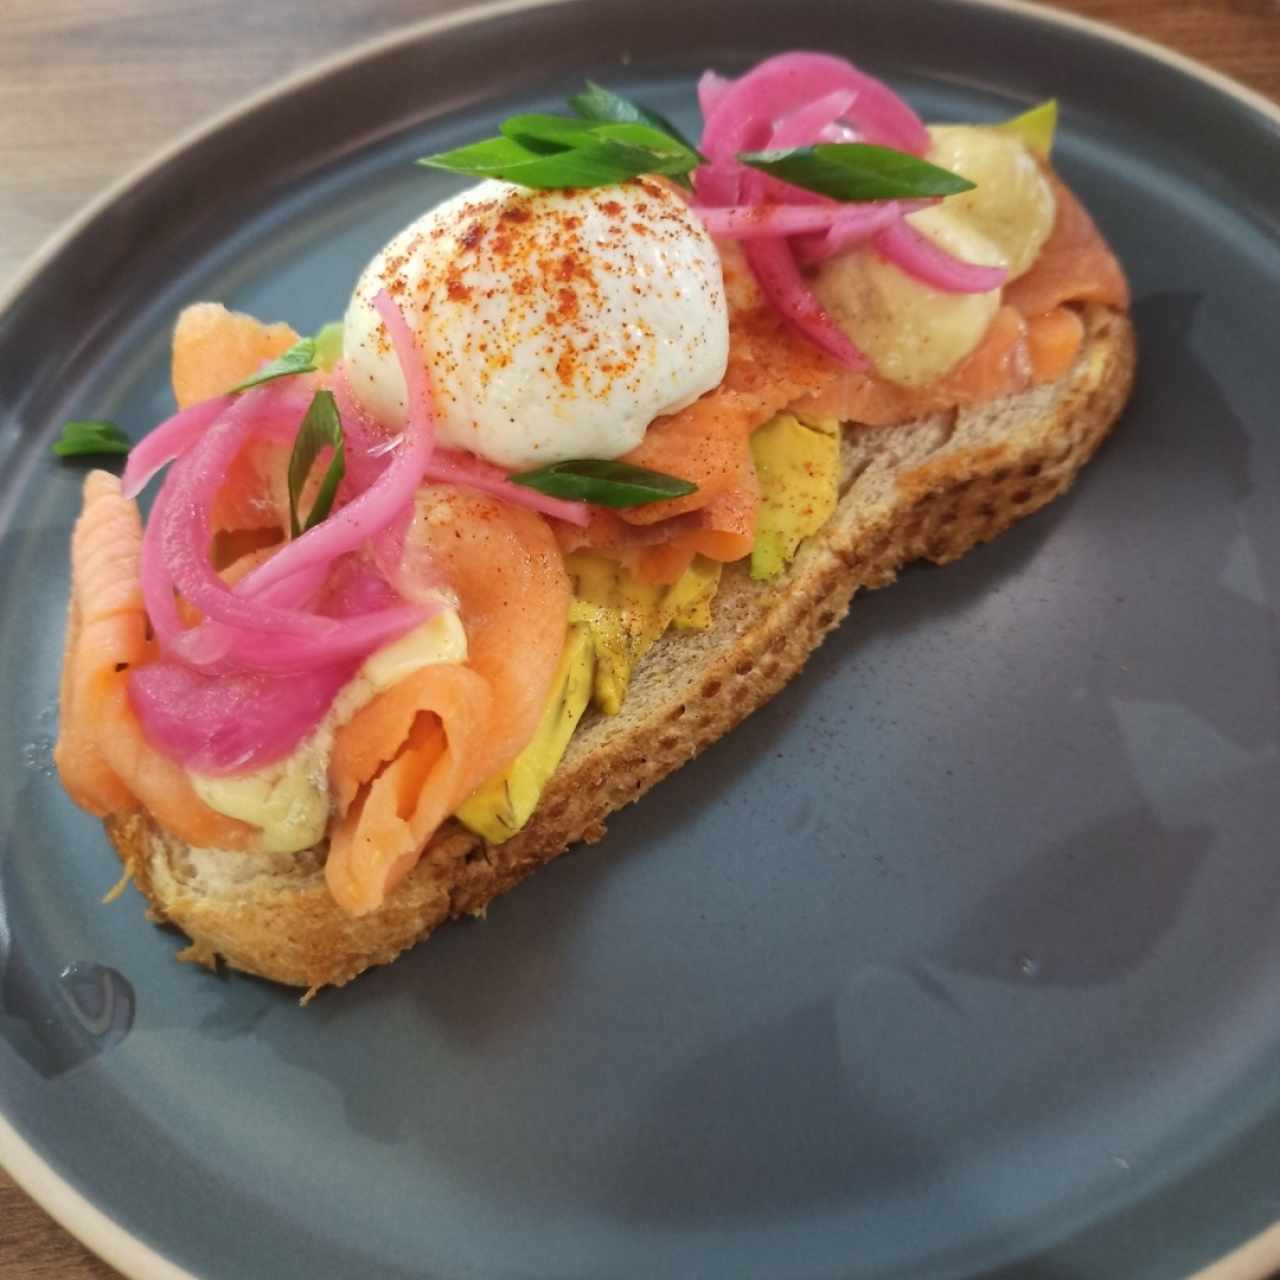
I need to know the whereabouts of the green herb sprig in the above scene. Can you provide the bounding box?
[568,80,703,160]
[422,108,699,190]
[52,419,131,458]
[419,82,972,203]
[230,336,318,393]
[739,144,974,202]
[54,324,342,464]
[510,458,696,508]
[286,390,345,537]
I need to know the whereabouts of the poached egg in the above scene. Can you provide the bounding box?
[344,176,729,469]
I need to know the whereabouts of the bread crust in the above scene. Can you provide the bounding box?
[105,303,1136,995]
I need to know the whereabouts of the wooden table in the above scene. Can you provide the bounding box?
[2,1,1277,1275]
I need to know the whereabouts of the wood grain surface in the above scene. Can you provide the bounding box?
[1,1,1277,1276]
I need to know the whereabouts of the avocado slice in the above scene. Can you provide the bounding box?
[567,552,721,714]
[311,321,344,371]
[455,625,595,845]
[749,413,840,581]
[995,99,1058,159]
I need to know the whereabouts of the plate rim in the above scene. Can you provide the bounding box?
[0,1112,195,1280]
[2,1,1278,1277]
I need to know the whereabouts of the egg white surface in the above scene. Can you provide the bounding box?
[344,177,729,469]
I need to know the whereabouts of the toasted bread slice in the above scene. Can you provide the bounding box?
[104,302,1135,997]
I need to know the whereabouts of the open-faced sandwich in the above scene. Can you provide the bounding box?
[53,52,1134,997]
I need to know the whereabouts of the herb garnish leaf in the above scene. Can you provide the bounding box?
[510,459,697,508]
[739,143,976,201]
[230,336,318,393]
[500,113,598,153]
[567,80,703,159]
[287,390,345,537]
[52,419,131,458]
[421,85,979,204]
[420,125,697,190]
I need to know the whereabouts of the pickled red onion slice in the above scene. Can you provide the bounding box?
[693,161,741,209]
[873,217,1008,294]
[175,562,334,668]
[203,607,426,675]
[332,346,590,528]
[189,566,430,676]
[694,52,925,367]
[769,89,857,149]
[139,479,186,650]
[727,159,866,368]
[135,291,435,681]
[697,70,731,120]
[694,51,1004,364]
[330,372,395,496]
[176,571,426,674]
[742,236,867,368]
[156,398,338,639]
[171,292,437,666]
[696,204,858,239]
[699,52,929,162]
[129,658,358,775]
[129,558,426,771]
[230,291,435,600]
[321,551,405,615]
[122,395,233,500]
[423,449,590,525]
[790,199,930,267]
[121,384,314,500]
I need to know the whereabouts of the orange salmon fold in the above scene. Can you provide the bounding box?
[1025,307,1087,385]
[1003,173,1130,318]
[326,665,494,915]
[172,303,300,411]
[793,304,1032,427]
[325,487,570,915]
[55,471,149,816]
[54,472,256,850]
[619,306,835,530]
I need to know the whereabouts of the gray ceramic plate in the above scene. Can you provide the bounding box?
[3,1,1280,1276]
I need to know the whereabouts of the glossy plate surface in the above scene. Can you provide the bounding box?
[1,1,1278,1276]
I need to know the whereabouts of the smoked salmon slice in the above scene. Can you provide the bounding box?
[325,486,571,915]
[560,298,828,583]
[171,303,300,411]
[55,471,149,816]
[172,304,302,546]
[792,304,1032,427]
[1003,173,1129,318]
[631,465,760,584]
[54,472,255,849]
[618,306,834,529]
[326,665,494,916]
[1025,306,1087,384]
